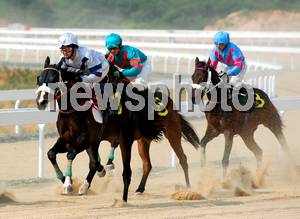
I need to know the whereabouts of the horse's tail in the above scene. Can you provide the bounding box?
[134,109,164,142]
[255,88,284,130]
[179,114,200,149]
[139,119,164,142]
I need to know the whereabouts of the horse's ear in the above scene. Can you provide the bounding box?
[205,58,211,68]
[195,57,200,66]
[44,56,50,68]
[56,57,64,69]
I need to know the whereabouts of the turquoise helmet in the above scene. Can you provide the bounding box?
[213,31,230,45]
[105,33,122,48]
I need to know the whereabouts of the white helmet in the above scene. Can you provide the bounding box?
[58,32,79,49]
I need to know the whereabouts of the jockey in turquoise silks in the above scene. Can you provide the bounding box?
[105,33,151,89]
[209,31,247,85]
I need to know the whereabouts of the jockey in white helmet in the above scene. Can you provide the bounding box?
[58,32,109,84]
[58,32,111,123]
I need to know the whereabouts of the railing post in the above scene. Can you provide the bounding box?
[38,123,46,178]
[15,100,20,136]
[164,56,168,73]
[171,150,176,168]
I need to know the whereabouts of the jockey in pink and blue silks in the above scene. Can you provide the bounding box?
[209,31,247,85]
[105,33,151,89]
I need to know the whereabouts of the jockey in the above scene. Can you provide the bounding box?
[105,33,151,89]
[209,31,247,85]
[58,32,109,85]
[58,32,110,123]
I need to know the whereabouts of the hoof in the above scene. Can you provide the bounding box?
[63,176,73,194]
[63,185,73,194]
[97,168,106,178]
[78,180,90,195]
[135,187,145,194]
[105,163,115,171]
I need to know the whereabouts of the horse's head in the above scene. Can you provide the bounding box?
[192,57,210,85]
[192,57,221,86]
[36,56,61,110]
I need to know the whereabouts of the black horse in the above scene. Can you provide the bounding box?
[36,57,200,202]
[192,57,292,177]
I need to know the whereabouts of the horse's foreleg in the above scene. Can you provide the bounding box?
[63,148,78,194]
[120,139,133,202]
[136,138,151,193]
[222,131,234,178]
[106,140,119,171]
[200,126,219,167]
[47,138,67,183]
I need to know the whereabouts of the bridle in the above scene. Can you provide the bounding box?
[192,66,224,93]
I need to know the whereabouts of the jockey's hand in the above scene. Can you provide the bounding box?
[114,65,124,72]
[219,71,227,77]
[74,75,83,82]
[220,71,229,83]
[66,67,82,74]
[113,71,121,78]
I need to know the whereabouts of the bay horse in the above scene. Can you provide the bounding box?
[102,62,202,193]
[192,57,292,177]
[36,57,200,202]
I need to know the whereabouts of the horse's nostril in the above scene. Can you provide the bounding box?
[41,100,48,105]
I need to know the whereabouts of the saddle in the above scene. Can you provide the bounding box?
[227,84,265,111]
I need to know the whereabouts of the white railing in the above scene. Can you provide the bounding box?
[1,28,300,41]
[0,108,58,177]
[0,44,282,75]
[2,91,300,175]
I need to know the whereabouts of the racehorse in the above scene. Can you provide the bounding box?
[36,57,200,202]
[101,62,202,193]
[192,57,292,177]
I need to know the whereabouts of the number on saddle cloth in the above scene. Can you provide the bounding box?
[254,93,265,108]
[154,95,168,117]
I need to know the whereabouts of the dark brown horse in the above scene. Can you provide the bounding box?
[36,57,200,202]
[192,57,292,177]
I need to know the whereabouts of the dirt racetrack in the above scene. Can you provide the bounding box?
[0,72,300,218]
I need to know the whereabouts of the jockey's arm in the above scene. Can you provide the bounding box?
[81,62,103,83]
[122,58,143,77]
[209,51,218,69]
[81,71,102,83]
[227,56,244,76]
[227,65,242,76]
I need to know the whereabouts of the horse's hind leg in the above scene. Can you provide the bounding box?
[106,140,119,171]
[240,131,263,171]
[265,123,294,164]
[47,138,67,183]
[136,138,151,193]
[165,125,190,188]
